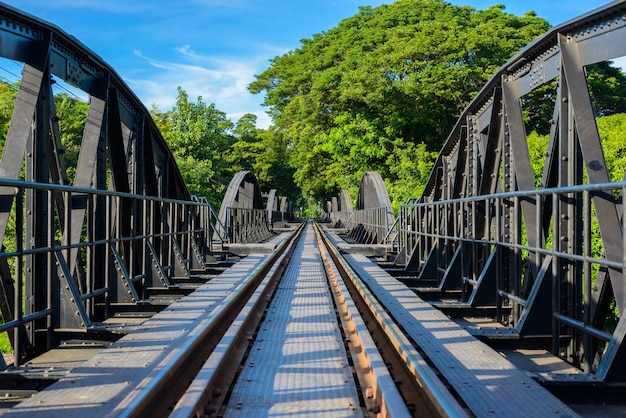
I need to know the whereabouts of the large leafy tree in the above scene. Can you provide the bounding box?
[225,113,262,174]
[152,87,234,207]
[253,126,300,201]
[250,0,552,203]
[152,89,302,207]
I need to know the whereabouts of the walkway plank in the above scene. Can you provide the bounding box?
[342,249,579,417]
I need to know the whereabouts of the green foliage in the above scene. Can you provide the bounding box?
[225,113,262,174]
[386,141,437,212]
[152,88,302,207]
[528,113,626,185]
[151,87,234,207]
[164,87,233,162]
[54,93,89,183]
[0,332,10,354]
[0,82,18,148]
[250,0,551,203]
[253,126,300,200]
[587,62,626,118]
[596,113,626,182]
[527,130,550,184]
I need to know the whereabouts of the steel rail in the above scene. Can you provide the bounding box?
[315,222,468,418]
[169,221,447,417]
[313,223,412,418]
[113,222,305,417]
[169,222,304,417]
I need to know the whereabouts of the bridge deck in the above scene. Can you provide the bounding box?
[2,228,583,416]
[224,223,361,417]
[325,230,578,417]
[1,247,286,416]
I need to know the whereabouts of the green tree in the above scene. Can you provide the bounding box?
[226,113,262,173]
[596,113,626,182]
[152,87,234,207]
[250,0,551,203]
[0,82,18,148]
[254,126,300,201]
[54,93,88,183]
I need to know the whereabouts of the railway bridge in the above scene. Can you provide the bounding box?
[0,1,625,416]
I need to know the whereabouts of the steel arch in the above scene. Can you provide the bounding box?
[219,171,272,243]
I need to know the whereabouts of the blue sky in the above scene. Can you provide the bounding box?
[0,0,613,128]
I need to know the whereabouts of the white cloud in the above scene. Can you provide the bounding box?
[128,48,272,128]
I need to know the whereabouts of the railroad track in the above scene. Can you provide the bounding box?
[163,221,465,417]
[4,221,577,417]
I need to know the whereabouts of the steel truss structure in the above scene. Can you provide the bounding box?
[327,189,352,227]
[218,170,275,243]
[390,1,626,381]
[0,4,219,365]
[327,172,395,244]
[265,188,294,228]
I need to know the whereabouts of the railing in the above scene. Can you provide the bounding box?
[269,210,284,228]
[192,196,229,245]
[329,210,351,227]
[397,180,626,376]
[382,215,400,251]
[225,207,274,244]
[347,206,394,245]
[0,179,214,367]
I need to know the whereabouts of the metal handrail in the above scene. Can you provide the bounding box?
[225,207,274,244]
[0,178,215,366]
[396,180,626,351]
[192,195,229,244]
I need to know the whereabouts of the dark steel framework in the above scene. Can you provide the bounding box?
[323,1,626,383]
[265,188,293,228]
[350,172,395,244]
[218,170,274,243]
[0,4,217,365]
[390,1,626,381]
[327,189,352,226]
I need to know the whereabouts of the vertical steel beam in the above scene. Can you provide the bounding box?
[65,80,108,271]
[24,67,52,353]
[502,78,540,263]
[556,49,584,363]
[559,35,625,312]
[500,79,524,324]
[0,53,49,244]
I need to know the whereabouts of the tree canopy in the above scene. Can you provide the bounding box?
[249,0,552,203]
[152,88,300,208]
[3,0,626,214]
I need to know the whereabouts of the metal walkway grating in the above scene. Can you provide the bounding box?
[224,223,362,417]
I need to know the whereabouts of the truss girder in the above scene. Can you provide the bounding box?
[0,5,215,364]
[397,2,626,380]
[219,171,273,244]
